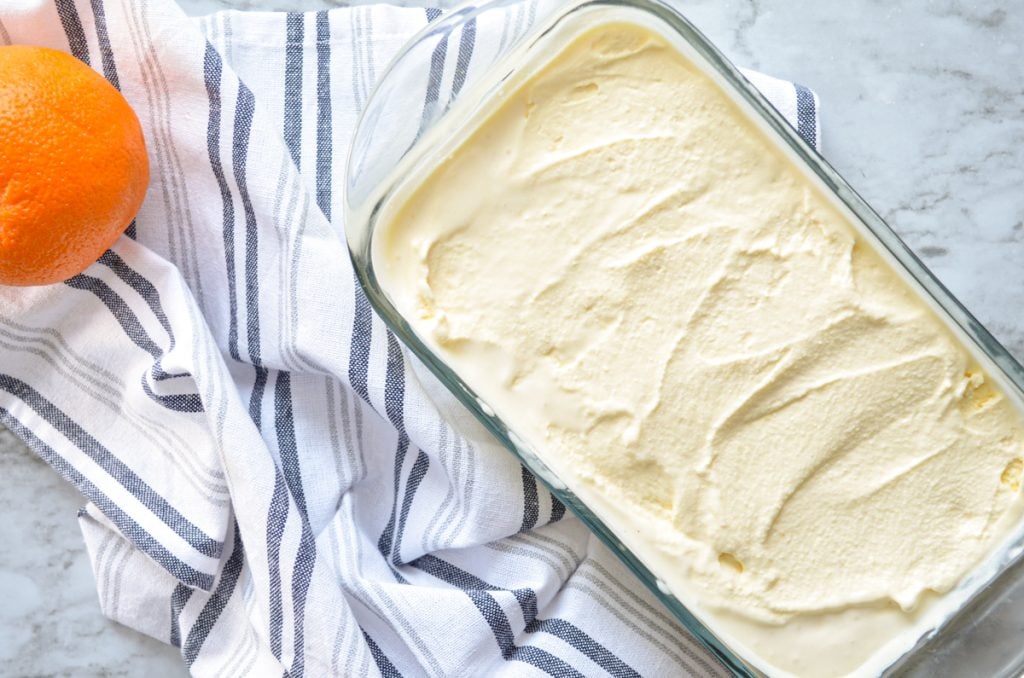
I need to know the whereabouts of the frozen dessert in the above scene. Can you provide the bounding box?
[373,20,1024,677]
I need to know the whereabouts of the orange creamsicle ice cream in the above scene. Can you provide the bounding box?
[373,20,1024,677]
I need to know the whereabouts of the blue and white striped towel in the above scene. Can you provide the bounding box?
[0,1,819,675]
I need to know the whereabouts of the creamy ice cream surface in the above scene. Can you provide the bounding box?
[374,20,1024,677]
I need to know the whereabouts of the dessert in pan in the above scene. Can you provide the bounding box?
[356,8,1024,676]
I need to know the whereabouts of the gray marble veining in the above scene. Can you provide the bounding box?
[2,0,1022,675]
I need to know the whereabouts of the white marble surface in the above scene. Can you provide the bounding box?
[2,0,1022,675]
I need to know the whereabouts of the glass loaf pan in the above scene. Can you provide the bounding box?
[344,0,1024,674]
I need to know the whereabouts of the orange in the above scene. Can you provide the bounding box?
[0,45,149,287]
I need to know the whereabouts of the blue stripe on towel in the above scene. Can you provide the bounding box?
[169,582,194,648]
[202,44,241,362]
[315,11,333,220]
[97,251,176,351]
[265,472,289,661]
[275,370,317,677]
[550,496,567,523]
[466,590,585,678]
[283,13,304,168]
[795,83,817,148]
[0,375,222,558]
[348,283,374,402]
[413,554,638,677]
[141,380,204,413]
[55,0,90,64]
[363,628,404,678]
[183,522,245,665]
[65,275,164,359]
[525,618,641,678]
[232,83,261,367]
[65,271,203,412]
[89,0,120,89]
[520,465,540,532]
[451,18,475,96]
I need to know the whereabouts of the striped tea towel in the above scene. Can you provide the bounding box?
[0,1,820,675]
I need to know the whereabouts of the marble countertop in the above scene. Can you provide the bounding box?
[2,0,1022,675]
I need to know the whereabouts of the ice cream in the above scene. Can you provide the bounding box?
[373,20,1024,677]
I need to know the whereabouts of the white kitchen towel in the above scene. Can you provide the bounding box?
[0,1,819,676]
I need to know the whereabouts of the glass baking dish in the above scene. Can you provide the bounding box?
[344,0,1024,674]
